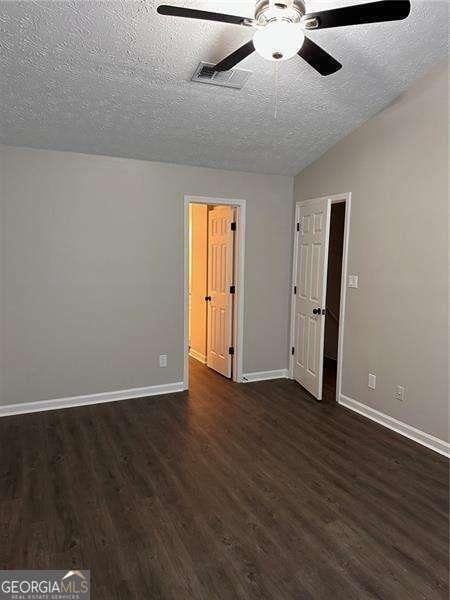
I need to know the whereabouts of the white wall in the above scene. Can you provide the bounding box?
[0,146,293,406]
[294,61,449,442]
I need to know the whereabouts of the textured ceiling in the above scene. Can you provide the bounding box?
[0,1,448,175]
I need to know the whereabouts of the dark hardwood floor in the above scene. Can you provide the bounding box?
[0,359,448,599]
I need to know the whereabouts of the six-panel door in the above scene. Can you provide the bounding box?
[293,198,331,399]
[206,206,235,378]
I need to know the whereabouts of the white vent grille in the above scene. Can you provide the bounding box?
[191,62,252,89]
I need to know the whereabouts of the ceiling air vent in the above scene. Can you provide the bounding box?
[191,62,252,89]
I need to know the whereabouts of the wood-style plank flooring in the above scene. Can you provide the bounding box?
[0,359,448,599]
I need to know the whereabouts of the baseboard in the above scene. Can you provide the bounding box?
[241,369,289,383]
[339,394,450,458]
[189,349,207,364]
[0,382,185,418]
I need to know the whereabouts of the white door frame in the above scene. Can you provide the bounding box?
[184,195,246,388]
[289,193,352,402]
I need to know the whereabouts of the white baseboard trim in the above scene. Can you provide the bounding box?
[339,394,450,458]
[241,369,289,383]
[0,382,185,418]
[189,349,206,364]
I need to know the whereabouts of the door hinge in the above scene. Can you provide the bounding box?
[291,347,295,355]
[296,222,300,232]
[231,222,237,231]
[229,347,235,356]
[230,285,236,294]
[293,285,297,295]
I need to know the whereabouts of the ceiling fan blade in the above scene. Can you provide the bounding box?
[214,40,255,72]
[298,37,342,76]
[302,0,411,29]
[157,5,250,26]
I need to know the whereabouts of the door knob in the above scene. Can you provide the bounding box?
[205,296,212,302]
[312,308,320,315]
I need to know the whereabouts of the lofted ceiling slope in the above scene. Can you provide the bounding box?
[0,0,448,176]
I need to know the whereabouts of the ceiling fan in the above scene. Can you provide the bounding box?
[157,0,411,76]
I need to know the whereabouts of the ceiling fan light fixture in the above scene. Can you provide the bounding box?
[253,21,304,62]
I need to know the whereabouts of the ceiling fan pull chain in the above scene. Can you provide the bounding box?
[274,61,279,120]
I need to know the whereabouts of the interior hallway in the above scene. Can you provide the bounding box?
[0,359,447,599]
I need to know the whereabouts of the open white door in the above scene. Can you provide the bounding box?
[293,198,331,399]
[206,206,235,378]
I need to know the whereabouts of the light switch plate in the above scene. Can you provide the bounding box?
[348,275,359,289]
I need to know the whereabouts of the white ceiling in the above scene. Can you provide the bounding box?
[0,1,448,175]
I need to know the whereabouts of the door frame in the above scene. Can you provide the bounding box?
[183,195,246,388]
[289,192,352,402]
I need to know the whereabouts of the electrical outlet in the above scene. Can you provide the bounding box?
[395,385,405,402]
[159,354,168,368]
[368,373,376,390]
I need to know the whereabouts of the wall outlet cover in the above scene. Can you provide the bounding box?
[368,373,376,390]
[395,385,406,401]
[159,354,168,368]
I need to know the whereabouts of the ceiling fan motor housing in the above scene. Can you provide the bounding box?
[254,0,306,25]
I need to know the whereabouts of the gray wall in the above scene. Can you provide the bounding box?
[294,61,449,442]
[0,146,293,406]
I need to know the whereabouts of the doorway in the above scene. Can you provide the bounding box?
[289,193,351,402]
[184,196,245,389]
[323,202,346,401]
